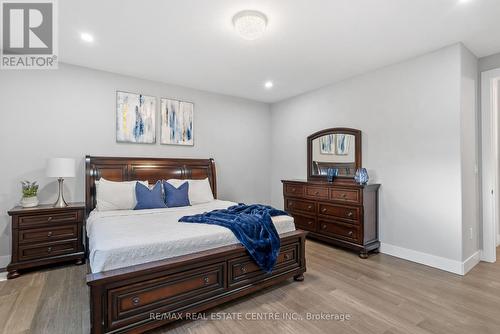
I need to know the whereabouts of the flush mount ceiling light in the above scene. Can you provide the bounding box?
[264,81,274,89]
[232,10,268,40]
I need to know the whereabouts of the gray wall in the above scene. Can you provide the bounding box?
[460,45,480,261]
[270,44,467,262]
[0,63,271,267]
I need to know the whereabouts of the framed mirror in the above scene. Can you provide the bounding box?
[307,128,362,181]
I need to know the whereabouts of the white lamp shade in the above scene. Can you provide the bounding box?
[46,158,76,178]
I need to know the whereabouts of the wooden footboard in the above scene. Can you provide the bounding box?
[87,230,307,334]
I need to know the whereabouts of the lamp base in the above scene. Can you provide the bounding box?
[53,178,68,208]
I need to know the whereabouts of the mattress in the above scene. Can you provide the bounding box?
[86,200,296,273]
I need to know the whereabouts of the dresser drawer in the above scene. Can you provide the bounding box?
[330,188,361,204]
[18,211,80,229]
[284,184,304,197]
[318,220,360,242]
[228,243,299,287]
[318,203,360,222]
[107,263,225,329]
[19,225,78,244]
[291,214,317,232]
[305,186,329,200]
[18,240,78,261]
[285,199,316,214]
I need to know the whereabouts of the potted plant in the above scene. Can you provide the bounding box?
[21,181,39,208]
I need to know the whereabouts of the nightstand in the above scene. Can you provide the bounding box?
[7,203,85,279]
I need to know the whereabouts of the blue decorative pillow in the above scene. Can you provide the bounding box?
[163,181,190,207]
[134,181,167,210]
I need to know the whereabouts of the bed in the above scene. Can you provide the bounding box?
[85,156,307,334]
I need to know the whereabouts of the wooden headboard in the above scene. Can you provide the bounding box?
[85,156,217,215]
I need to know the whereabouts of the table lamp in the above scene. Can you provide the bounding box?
[46,158,76,207]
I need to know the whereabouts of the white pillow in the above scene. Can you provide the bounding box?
[166,178,214,205]
[95,178,148,211]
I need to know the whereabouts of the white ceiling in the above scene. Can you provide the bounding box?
[60,0,500,103]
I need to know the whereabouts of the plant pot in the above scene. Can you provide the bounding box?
[21,196,39,208]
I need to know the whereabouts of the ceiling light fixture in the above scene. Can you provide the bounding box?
[80,32,94,43]
[233,10,268,40]
[264,81,274,89]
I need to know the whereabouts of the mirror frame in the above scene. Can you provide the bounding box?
[307,127,362,181]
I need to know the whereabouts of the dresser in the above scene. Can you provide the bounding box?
[7,203,85,279]
[282,180,380,258]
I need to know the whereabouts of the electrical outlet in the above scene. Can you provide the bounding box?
[469,227,473,240]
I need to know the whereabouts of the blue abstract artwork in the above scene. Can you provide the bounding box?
[160,98,194,146]
[116,91,156,143]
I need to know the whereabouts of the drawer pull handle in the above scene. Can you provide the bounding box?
[284,253,291,261]
[47,247,52,253]
[289,202,294,206]
[341,193,347,198]
[291,188,296,192]
[132,296,140,305]
[307,205,313,210]
[321,208,327,213]
[47,216,53,222]
[47,231,53,237]
[348,231,353,236]
[240,264,247,273]
[346,211,354,217]
[321,224,327,230]
[315,191,320,195]
[307,221,313,225]
[203,276,210,285]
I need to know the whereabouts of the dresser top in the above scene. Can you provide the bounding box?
[8,202,85,216]
[282,179,380,189]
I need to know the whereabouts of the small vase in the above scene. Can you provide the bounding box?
[21,196,39,208]
[354,168,369,185]
[327,168,339,182]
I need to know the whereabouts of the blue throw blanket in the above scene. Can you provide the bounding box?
[179,204,288,273]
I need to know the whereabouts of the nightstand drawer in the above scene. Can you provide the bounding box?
[18,241,78,261]
[18,211,80,228]
[19,225,78,244]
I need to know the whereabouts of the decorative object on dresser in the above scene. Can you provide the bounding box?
[46,157,76,207]
[283,127,380,258]
[85,156,306,334]
[6,203,85,279]
[20,181,39,208]
[355,167,369,185]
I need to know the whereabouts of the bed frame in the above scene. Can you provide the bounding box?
[85,156,307,334]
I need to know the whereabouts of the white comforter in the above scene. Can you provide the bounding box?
[86,200,296,273]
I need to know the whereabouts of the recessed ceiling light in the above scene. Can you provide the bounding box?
[233,10,268,41]
[264,81,273,89]
[80,32,94,43]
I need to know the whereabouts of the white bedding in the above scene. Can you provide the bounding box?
[86,200,296,273]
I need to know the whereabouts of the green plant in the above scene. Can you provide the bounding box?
[21,181,39,198]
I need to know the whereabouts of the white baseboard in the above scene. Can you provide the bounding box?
[0,255,10,270]
[462,251,481,274]
[380,243,480,275]
[497,234,500,246]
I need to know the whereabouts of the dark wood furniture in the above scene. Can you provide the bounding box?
[282,180,379,258]
[85,156,307,334]
[7,203,85,279]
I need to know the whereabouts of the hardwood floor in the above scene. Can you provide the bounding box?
[1,241,500,334]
